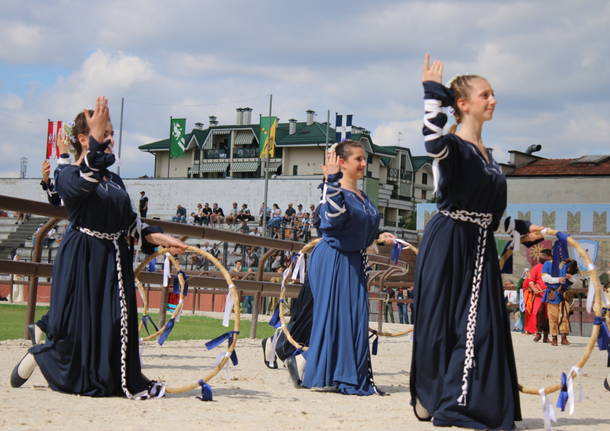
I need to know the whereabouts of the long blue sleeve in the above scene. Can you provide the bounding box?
[318,172,348,232]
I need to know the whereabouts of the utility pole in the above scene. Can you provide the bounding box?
[261,95,272,237]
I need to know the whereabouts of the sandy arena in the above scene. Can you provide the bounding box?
[2,324,609,431]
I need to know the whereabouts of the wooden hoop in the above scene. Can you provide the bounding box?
[518,229,609,395]
[134,245,240,394]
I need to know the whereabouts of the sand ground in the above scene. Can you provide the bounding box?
[1,324,609,431]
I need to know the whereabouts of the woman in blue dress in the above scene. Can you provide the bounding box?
[410,55,544,429]
[289,140,395,395]
[11,97,186,399]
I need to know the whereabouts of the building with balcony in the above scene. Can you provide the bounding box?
[139,108,434,233]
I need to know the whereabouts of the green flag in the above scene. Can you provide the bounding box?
[169,118,186,158]
[259,116,277,159]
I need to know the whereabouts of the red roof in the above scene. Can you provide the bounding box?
[508,156,610,177]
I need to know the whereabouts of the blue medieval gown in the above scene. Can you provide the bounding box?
[302,172,381,395]
[410,81,530,429]
[30,137,161,397]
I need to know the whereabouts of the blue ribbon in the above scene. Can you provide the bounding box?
[292,348,304,357]
[141,314,159,336]
[158,318,175,345]
[173,270,189,296]
[499,240,513,274]
[197,379,213,401]
[369,332,379,356]
[269,300,282,329]
[594,316,610,352]
[390,242,403,264]
[556,372,569,411]
[147,259,156,272]
[205,330,239,350]
[551,232,570,277]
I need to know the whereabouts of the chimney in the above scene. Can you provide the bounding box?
[235,108,244,125]
[208,115,218,126]
[306,110,315,126]
[194,122,204,130]
[242,107,252,125]
[289,118,297,135]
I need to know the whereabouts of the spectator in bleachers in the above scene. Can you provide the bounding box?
[238,203,254,222]
[200,203,212,225]
[268,203,283,229]
[139,191,148,218]
[259,202,271,226]
[211,203,224,226]
[187,212,197,225]
[284,203,296,224]
[226,202,239,225]
[172,204,187,223]
[296,204,305,219]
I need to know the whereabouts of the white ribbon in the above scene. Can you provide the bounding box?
[291,253,306,283]
[222,285,235,327]
[539,388,557,431]
[541,228,549,236]
[267,326,284,366]
[566,366,581,415]
[586,263,596,313]
[162,253,171,287]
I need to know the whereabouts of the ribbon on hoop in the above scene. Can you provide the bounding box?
[197,379,213,401]
[594,314,610,365]
[369,331,379,356]
[556,372,569,411]
[222,285,235,327]
[162,253,171,287]
[586,263,596,313]
[158,317,175,345]
[269,299,283,329]
[173,270,189,296]
[566,366,581,415]
[291,253,306,283]
[141,314,159,336]
[538,388,557,431]
[390,242,403,264]
[267,325,283,366]
[205,330,239,350]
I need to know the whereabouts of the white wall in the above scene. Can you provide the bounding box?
[0,177,323,219]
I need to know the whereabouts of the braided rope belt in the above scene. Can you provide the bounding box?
[77,226,140,400]
[440,209,493,406]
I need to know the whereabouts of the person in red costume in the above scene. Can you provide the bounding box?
[523,249,552,341]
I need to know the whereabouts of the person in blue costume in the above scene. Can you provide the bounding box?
[11,97,187,399]
[288,140,395,395]
[410,55,544,429]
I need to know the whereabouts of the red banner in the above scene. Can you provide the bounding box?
[46,120,54,159]
[55,121,62,157]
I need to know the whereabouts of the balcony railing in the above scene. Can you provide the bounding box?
[234,147,258,158]
[204,148,229,159]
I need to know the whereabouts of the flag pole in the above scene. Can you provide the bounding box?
[325,110,329,150]
[117,97,124,176]
[262,94,272,237]
[167,116,172,178]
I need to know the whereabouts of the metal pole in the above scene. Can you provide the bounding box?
[117,97,124,176]
[262,95,272,237]
[325,110,330,150]
[167,116,172,178]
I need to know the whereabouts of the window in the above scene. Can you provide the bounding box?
[401,154,407,168]
[293,165,298,175]
[422,173,428,185]
[422,190,427,200]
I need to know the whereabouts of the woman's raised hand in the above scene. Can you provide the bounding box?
[84,97,109,143]
[422,53,443,83]
[56,128,70,154]
[323,149,340,176]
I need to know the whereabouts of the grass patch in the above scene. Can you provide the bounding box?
[0,304,276,341]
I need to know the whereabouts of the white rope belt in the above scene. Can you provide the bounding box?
[77,226,134,399]
[440,209,493,406]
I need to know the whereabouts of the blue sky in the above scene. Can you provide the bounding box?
[1,0,609,177]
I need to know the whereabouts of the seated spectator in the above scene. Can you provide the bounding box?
[295,203,305,219]
[172,204,187,223]
[211,203,224,226]
[187,212,197,225]
[194,203,203,225]
[244,247,259,270]
[267,203,283,229]
[250,227,260,236]
[237,203,254,222]
[200,203,212,225]
[259,202,271,226]
[226,202,239,225]
[284,203,296,224]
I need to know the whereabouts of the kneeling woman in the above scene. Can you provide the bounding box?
[11,97,186,398]
[292,140,394,395]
